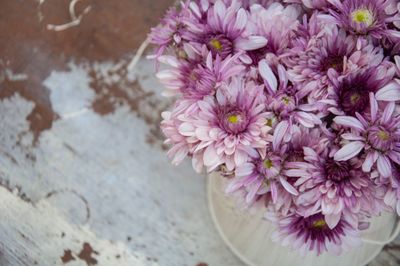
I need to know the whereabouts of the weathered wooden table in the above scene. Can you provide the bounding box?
[0,1,399,265]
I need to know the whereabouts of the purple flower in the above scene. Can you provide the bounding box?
[157,50,245,98]
[226,124,331,213]
[327,0,400,42]
[259,60,322,128]
[173,78,271,172]
[149,4,191,58]
[287,21,384,100]
[334,93,400,178]
[246,2,301,64]
[327,64,395,116]
[266,211,362,256]
[292,147,384,229]
[161,99,202,167]
[185,0,268,61]
[225,125,299,213]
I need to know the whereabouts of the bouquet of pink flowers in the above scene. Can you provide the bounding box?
[149,0,400,256]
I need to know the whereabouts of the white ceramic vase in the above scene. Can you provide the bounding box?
[208,172,400,266]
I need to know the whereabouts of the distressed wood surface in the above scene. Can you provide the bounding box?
[0,1,399,266]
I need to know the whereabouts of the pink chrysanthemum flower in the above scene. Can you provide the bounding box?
[258,60,322,128]
[225,129,299,211]
[225,148,299,211]
[287,22,384,100]
[157,50,245,98]
[327,64,395,116]
[334,93,400,178]
[185,0,268,61]
[246,2,301,64]
[293,147,384,229]
[226,124,330,214]
[149,4,191,58]
[161,99,202,166]
[327,0,400,42]
[176,78,271,172]
[266,211,362,256]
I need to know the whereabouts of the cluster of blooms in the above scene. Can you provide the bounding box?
[150,0,400,256]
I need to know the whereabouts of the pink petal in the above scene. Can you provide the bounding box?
[270,182,278,203]
[384,189,396,206]
[246,181,262,203]
[325,213,341,229]
[203,145,220,167]
[376,82,400,101]
[382,102,395,124]
[225,178,244,193]
[235,36,268,51]
[235,163,254,177]
[234,8,247,31]
[279,176,299,196]
[333,116,365,131]
[362,151,378,172]
[178,122,195,136]
[258,59,277,92]
[285,169,309,178]
[273,120,289,150]
[341,133,364,141]
[377,155,391,178]
[214,0,226,22]
[334,141,364,161]
[370,92,378,122]
[234,149,248,166]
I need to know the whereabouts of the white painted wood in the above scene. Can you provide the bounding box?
[0,58,241,266]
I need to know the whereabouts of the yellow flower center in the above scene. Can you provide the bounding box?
[227,114,239,124]
[177,49,187,59]
[350,93,361,105]
[263,159,273,169]
[209,39,223,50]
[282,96,291,105]
[312,219,327,229]
[378,130,390,141]
[266,118,273,127]
[351,9,374,27]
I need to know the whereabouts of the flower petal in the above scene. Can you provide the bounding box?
[235,36,268,51]
[273,120,289,150]
[376,82,400,101]
[203,145,220,167]
[362,151,378,173]
[334,141,364,161]
[234,8,247,31]
[279,176,299,196]
[259,59,277,92]
[377,155,391,178]
[325,213,341,229]
[333,116,365,132]
[235,163,254,177]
